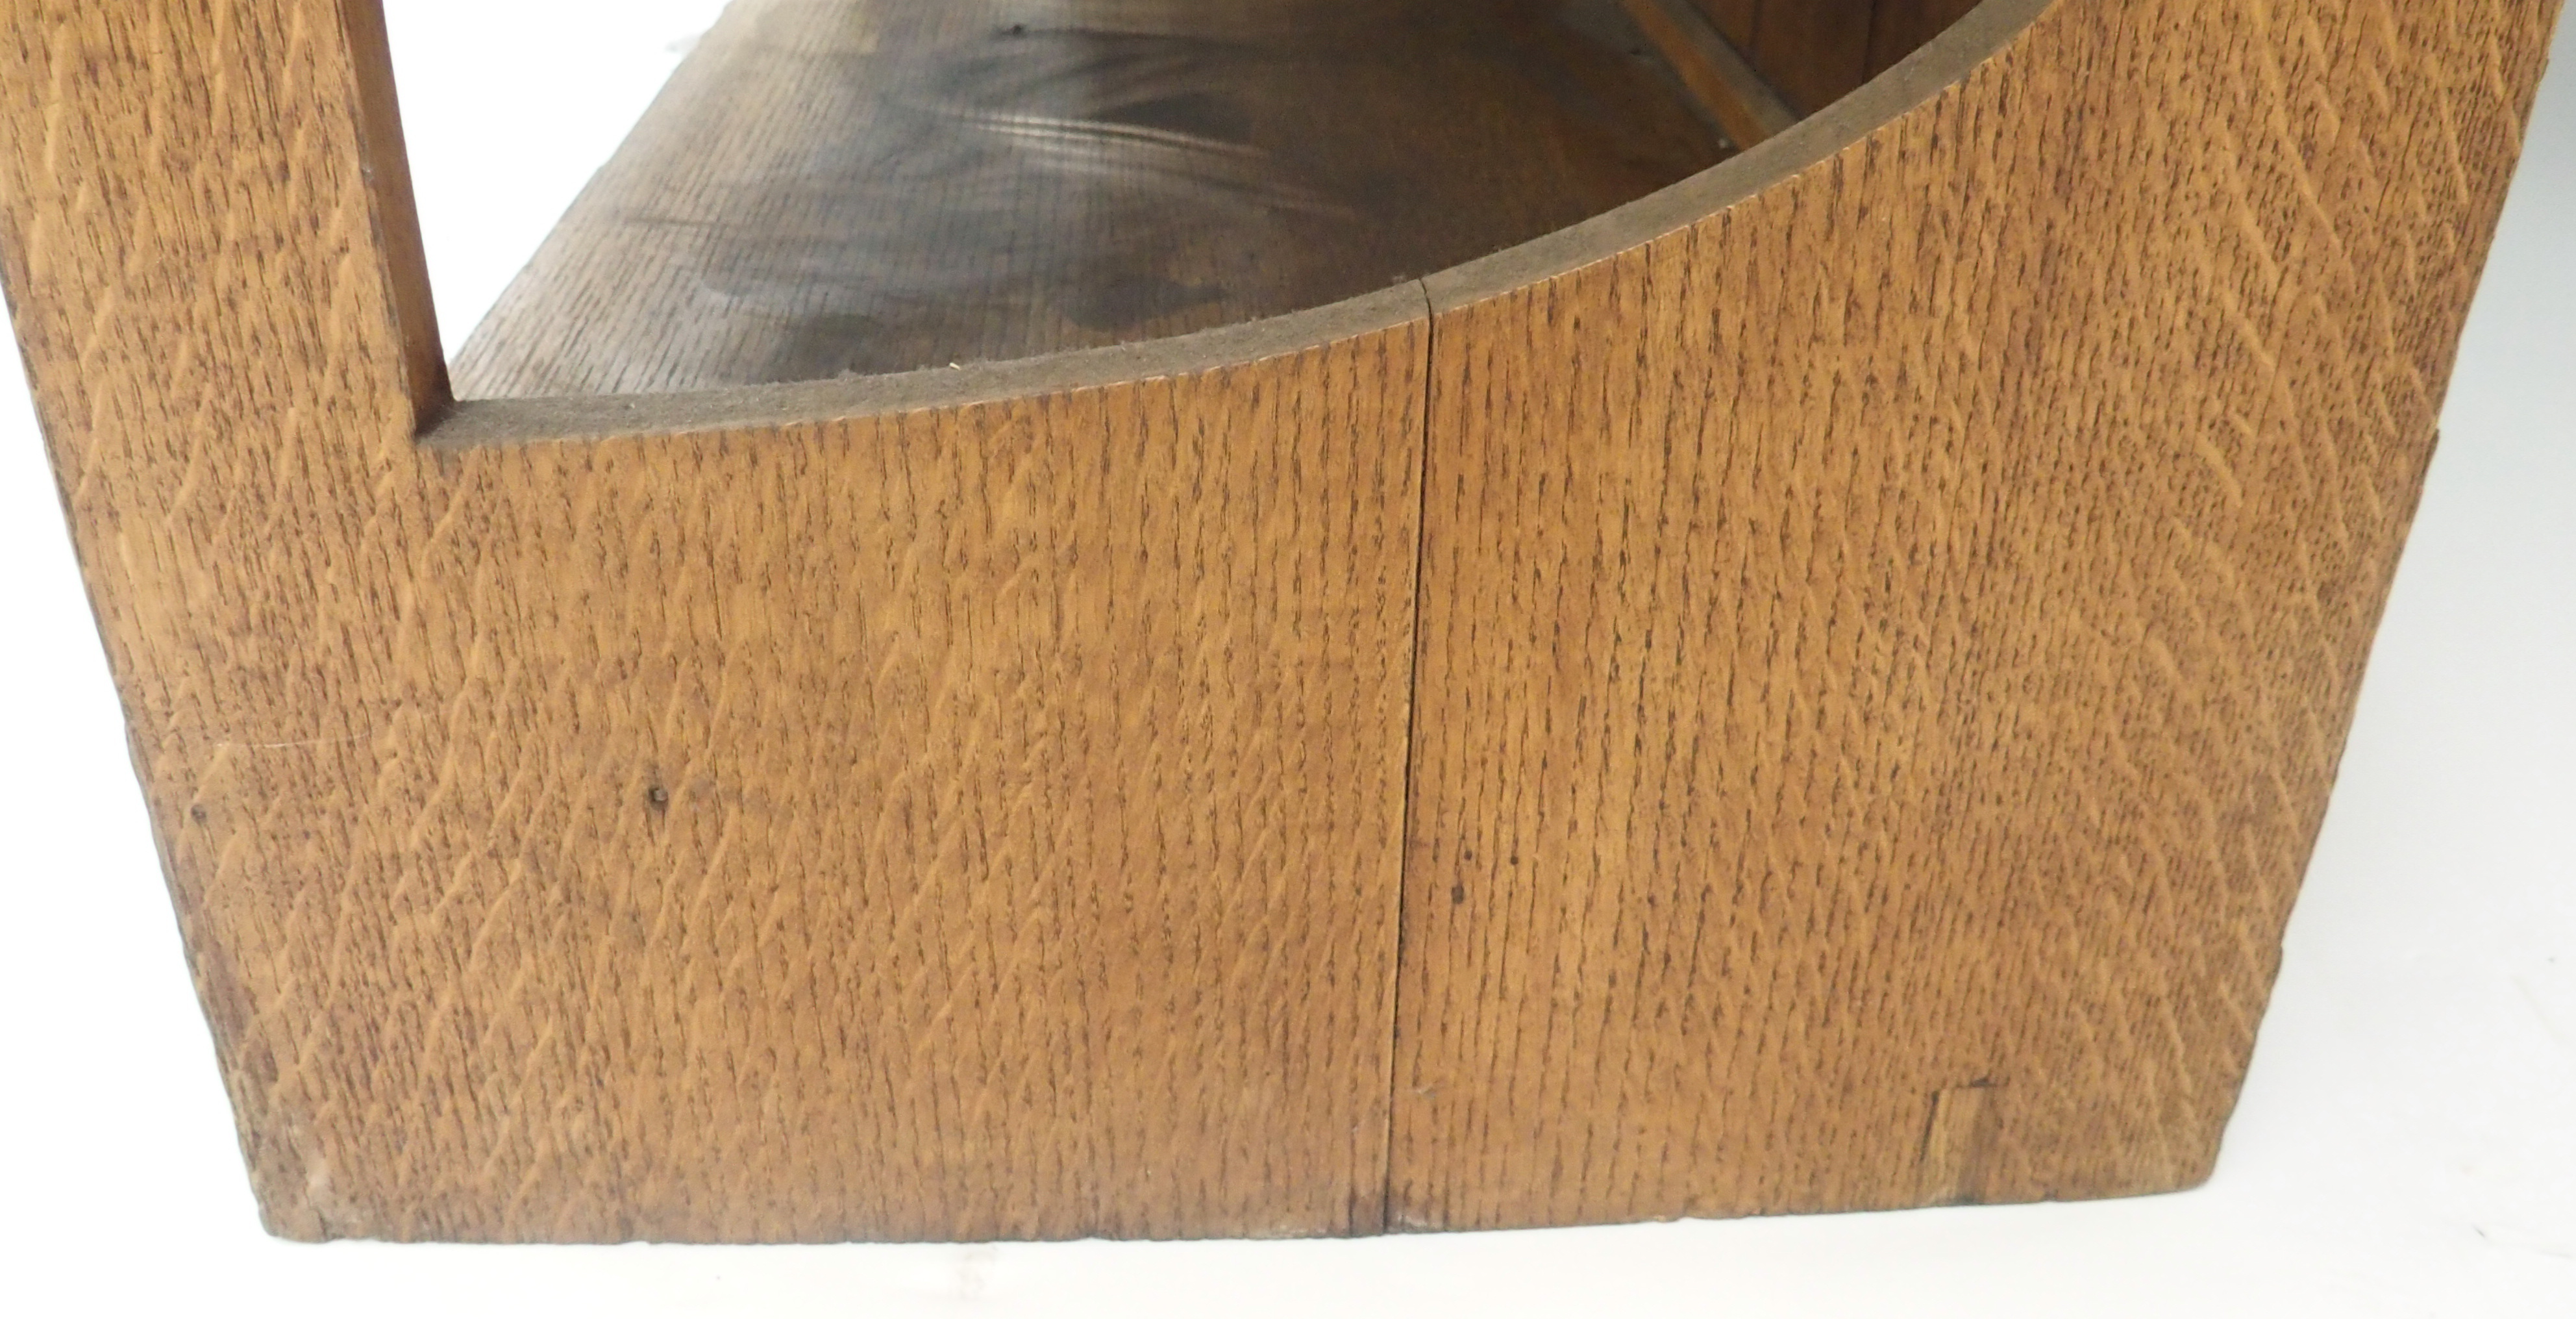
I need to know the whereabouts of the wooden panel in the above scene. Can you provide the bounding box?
[6,0,2558,1245]
[0,0,1428,1242]
[1393,0,2564,1232]
[1750,0,1877,113]
[454,0,1726,397]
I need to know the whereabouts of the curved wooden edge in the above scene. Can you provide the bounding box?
[1426,0,2053,312]
[422,0,2052,449]
[1385,0,2564,1232]
[427,281,1433,449]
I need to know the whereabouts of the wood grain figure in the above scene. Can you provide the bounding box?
[1393,0,2562,1229]
[0,0,2557,1242]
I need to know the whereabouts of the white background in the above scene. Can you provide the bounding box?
[1,6,2567,1314]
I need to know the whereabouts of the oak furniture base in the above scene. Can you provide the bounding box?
[0,0,2557,1240]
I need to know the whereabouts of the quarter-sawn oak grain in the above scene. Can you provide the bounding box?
[0,0,1426,1241]
[1395,0,2562,1231]
[0,0,2558,1243]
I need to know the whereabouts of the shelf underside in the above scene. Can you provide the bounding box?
[452,0,1745,397]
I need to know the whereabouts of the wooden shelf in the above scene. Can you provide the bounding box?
[457,0,1754,396]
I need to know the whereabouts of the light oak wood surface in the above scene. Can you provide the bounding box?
[0,0,2557,1242]
[0,0,1426,1240]
[1395,0,2564,1229]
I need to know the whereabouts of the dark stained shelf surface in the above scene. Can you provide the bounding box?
[453,0,1739,396]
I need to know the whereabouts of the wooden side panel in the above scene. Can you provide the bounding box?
[193,342,1429,1242]
[0,0,432,731]
[1395,0,2563,1231]
[0,0,1427,1241]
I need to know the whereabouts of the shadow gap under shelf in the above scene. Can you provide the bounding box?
[454,0,1759,397]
